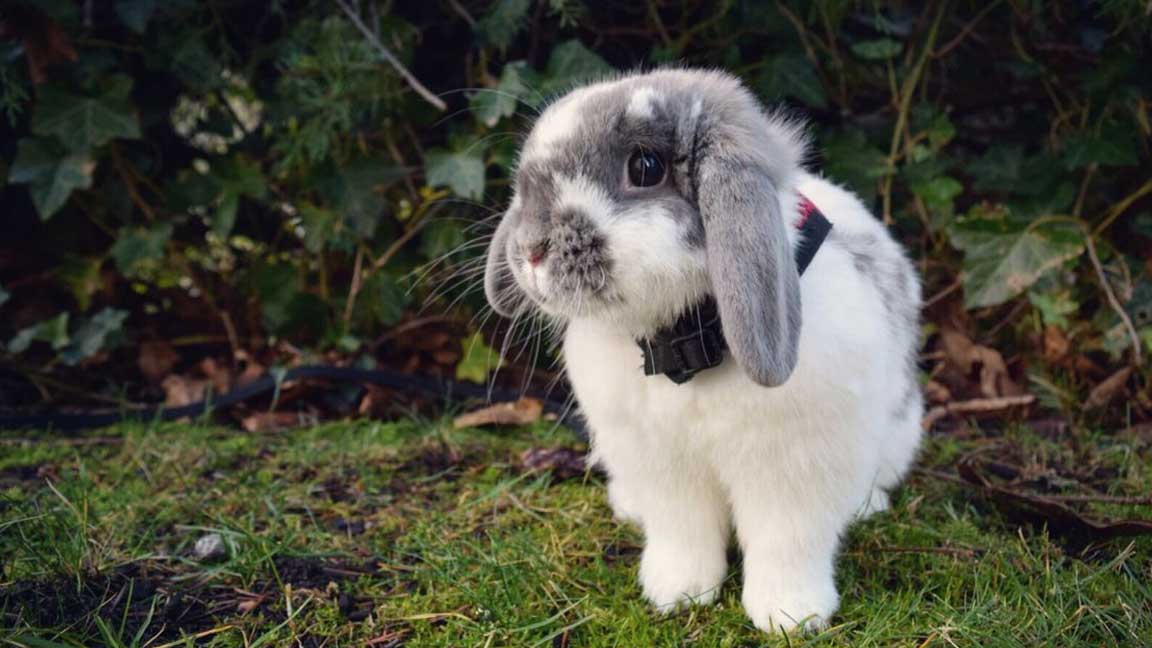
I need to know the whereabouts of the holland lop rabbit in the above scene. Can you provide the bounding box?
[482,68,923,633]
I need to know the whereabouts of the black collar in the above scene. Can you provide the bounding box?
[638,196,833,384]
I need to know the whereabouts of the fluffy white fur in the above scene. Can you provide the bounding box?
[564,173,921,632]
[489,70,923,634]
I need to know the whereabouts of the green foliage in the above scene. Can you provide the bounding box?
[949,210,1085,309]
[0,0,1149,393]
[425,148,486,200]
[8,138,94,219]
[31,76,140,152]
[456,331,500,383]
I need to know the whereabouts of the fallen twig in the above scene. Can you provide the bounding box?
[922,394,1035,431]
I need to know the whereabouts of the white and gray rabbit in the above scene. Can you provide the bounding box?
[482,68,923,633]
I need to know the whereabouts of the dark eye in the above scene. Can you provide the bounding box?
[627,150,666,187]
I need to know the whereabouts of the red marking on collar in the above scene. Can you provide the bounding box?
[795,194,818,227]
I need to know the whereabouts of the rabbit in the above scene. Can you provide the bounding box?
[482,68,923,634]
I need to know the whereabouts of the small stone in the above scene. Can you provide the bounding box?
[192,533,227,562]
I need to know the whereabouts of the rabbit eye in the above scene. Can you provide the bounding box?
[627,150,665,187]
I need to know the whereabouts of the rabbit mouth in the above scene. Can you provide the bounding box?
[511,258,613,318]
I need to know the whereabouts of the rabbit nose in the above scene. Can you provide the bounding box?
[524,240,550,266]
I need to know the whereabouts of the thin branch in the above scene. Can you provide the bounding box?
[1083,229,1143,366]
[333,0,447,111]
[1092,176,1152,235]
[932,0,1005,58]
[343,245,367,326]
[881,0,949,225]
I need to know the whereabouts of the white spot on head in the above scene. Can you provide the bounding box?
[522,82,617,161]
[626,87,661,119]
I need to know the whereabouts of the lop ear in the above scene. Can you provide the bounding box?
[696,139,802,387]
[484,214,519,317]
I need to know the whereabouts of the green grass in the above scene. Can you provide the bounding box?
[1,419,1150,647]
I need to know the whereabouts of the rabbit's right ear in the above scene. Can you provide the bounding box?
[484,213,519,317]
[690,110,805,387]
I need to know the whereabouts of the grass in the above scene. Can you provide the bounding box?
[1,417,1150,647]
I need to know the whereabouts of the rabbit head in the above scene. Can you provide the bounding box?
[484,69,809,386]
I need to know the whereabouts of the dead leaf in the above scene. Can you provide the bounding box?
[520,447,586,480]
[940,327,1026,398]
[241,411,299,432]
[924,380,952,404]
[1042,325,1070,364]
[453,398,543,429]
[1084,367,1133,411]
[199,357,232,394]
[233,350,265,387]
[161,374,212,408]
[138,341,180,382]
[432,349,460,365]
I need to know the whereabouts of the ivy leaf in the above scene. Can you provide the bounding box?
[926,112,956,150]
[1029,291,1079,329]
[56,256,105,311]
[8,138,95,220]
[475,0,532,48]
[319,158,407,239]
[111,223,173,278]
[471,61,536,126]
[8,313,71,354]
[425,149,486,200]
[59,308,129,365]
[115,0,159,33]
[1062,123,1139,169]
[211,155,267,237]
[757,54,827,108]
[32,77,140,151]
[851,38,903,60]
[949,210,1085,309]
[819,130,892,201]
[299,202,339,253]
[456,331,500,384]
[540,40,613,96]
[910,176,963,211]
[358,272,408,327]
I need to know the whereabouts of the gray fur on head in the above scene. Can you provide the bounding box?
[482,68,809,386]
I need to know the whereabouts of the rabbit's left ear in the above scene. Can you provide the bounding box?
[693,120,803,387]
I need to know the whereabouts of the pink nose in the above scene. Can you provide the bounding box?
[526,242,550,266]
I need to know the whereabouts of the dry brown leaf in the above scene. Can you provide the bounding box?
[138,341,180,382]
[1042,326,1070,364]
[199,357,232,394]
[234,350,265,387]
[432,349,461,364]
[924,380,953,404]
[453,398,543,429]
[520,447,586,480]
[940,327,1026,398]
[161,374,212,408]
[241,411,299,432]
[1084,367,1134,411]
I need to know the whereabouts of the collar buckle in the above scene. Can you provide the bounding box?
[636,194,833,384]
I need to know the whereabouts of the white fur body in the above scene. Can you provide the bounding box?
[483,69,924,633]
[564,174,922,631]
